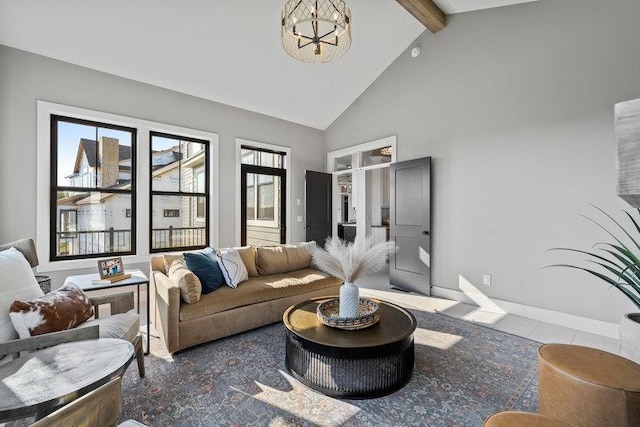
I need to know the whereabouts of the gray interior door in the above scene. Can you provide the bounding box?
[390,157,431,294]
[305,170,332,248]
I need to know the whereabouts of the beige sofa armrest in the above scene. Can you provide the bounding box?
[150,269,181,354]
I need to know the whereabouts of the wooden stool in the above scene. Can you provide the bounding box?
[538,343,640,427]
[484,411,573,427]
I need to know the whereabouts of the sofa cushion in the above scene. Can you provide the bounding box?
[256,244,312,276]
[162,253,184,274]
[76,311,140,343]
[9,282,94,338]
[236,246,258,277]
[184,248,225,294]
[179,268,342,322]
[217,248,249,288]
[167,259,202,304]
[291,241,318,268]
[0,247,44,343]
[286,245,313,270]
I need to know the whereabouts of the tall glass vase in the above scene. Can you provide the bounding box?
[339,282,360,318]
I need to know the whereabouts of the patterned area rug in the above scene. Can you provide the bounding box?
[122,309,540,426]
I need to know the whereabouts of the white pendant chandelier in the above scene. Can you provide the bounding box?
[281,0,352,63]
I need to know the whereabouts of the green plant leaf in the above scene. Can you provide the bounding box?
[623,210,640,252]
[599,252,640,293]
[547,206,640,311]
[551,264,640,308]
[591,204,640,253]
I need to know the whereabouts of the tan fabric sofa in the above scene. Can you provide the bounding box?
[150,245,342,354]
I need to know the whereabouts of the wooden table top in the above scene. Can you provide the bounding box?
[0,338,134,422]
[283,297,417,348]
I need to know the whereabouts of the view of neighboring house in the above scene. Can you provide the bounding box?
[56,136,206,256]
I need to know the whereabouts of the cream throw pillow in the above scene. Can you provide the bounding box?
[216,248,249,288]
[167,259,202,304]
[0,247,45,343]
[163,253,184,274]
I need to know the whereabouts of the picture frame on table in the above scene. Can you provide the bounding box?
[92,257,131,284]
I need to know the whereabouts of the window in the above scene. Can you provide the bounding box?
[241,147,284,224]
[51,116,136,260]
[244,173,276,222]
[241,148,283,168]
[240,144,286,246]
[257,175,275,221]
[37,101,219,271]
[150,132,209,252]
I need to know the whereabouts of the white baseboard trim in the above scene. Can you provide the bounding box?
[431,285,619,339]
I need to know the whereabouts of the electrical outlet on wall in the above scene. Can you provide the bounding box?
[483,274,491,286]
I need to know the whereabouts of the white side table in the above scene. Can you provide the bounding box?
[64,269,151,354]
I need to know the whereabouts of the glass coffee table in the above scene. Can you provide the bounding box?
[283,296,417,399]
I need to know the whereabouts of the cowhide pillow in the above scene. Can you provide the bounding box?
[9,282,94,338]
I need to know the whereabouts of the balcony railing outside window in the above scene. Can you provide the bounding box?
[151,226,207,250]
[57,226,206,255]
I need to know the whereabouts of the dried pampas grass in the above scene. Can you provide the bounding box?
[312,236,397,283]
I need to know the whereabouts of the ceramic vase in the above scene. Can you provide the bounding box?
[619,313,640,363]
[339,282,360,318]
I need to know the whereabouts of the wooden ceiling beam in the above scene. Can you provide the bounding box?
[395,0,447,33]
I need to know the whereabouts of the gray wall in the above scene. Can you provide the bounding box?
[0,45,324,285]
[325,0,640,323]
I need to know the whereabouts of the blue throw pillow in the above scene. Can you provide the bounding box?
[184,248,225,294]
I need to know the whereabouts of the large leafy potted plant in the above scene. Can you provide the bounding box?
[312,236,396,318]
[549,205,640,362]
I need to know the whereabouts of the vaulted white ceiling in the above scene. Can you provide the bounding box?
[0,0,536,130]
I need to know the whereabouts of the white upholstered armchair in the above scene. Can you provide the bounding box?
[0,238,144,377]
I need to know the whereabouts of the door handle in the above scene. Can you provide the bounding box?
[422,230,430,235]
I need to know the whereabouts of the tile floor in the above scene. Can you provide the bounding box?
[355,272,622,356]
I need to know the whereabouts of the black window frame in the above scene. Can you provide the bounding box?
[150,131,210,253]
[240,145,286,246]
[50,115,137,261]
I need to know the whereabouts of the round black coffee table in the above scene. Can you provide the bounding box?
[283,297,417,399]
